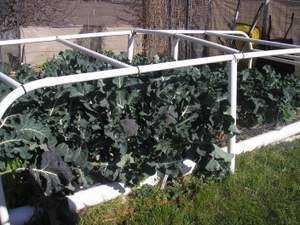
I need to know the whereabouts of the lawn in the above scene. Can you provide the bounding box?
[79,139,300,225]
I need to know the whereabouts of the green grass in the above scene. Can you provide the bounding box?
[80,140,300,225]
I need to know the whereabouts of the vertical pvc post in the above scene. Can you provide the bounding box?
[248,42,254,69]
[248,58,253,69]
[228,58,238,173]
[0,177,10,225]
[128,32,135,63]
[171,38,179,61]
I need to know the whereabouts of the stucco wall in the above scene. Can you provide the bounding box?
[0,0,140,66]
[20,26,143,65]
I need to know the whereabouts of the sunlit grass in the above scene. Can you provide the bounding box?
[80,139,300,225]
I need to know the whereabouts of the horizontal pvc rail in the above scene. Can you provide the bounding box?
[0,73,21,89]
[57,38,133,68]
[0,28,292,55]
[252,48,300,65]
[0,31,132,46]
[134,28,239,53]
[236,48,300,59]
[0,29,250,68]
[253,49,300,60]
[0,29,250,46]
[277,54,300,61]
[149,29,254,37]
[206,31,300,49]
[251,49,300,66]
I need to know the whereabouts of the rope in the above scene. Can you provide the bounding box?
[136,65,142,76]
[21,84,27,94]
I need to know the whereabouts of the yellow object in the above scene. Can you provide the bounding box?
[234,23,261,49]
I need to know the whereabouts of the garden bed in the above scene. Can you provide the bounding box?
[1,49,300,224]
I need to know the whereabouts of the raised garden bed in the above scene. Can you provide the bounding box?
[0,29,300,225]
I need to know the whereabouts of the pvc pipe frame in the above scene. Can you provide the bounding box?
[252,49,300,66]
[57,38,133,68]
[2,47,300,122]
[205,31,300,49]
[133,28,239,54]
[127,31,135,63]
[228,59,238,173]
[171,38,180,61]
[0,73,21,89]
[1,29,300,225]
[0,177,9,225]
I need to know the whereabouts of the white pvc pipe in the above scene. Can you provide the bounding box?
[134,29,239,53]
[0,73,21,89]
[276,54,300,61]
[0,177,10,225]
[252,49,300,66]
[228,59,238,173]
[57,39,133,68]
[152,30,251,36]
[0,31,132,46]
[233,120,300,154]
[0,30,251,47]
[259,55,300,66]
[67,182,132,212]
[0,87,27,121]
[127,32,135,63]
[236,48,300,60]
[206,31,300,49]
[171,38,180,60]
[220,121,300,155]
